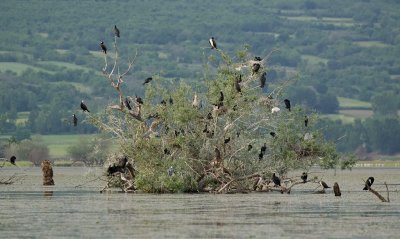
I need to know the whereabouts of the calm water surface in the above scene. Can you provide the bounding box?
[0,167,399,238]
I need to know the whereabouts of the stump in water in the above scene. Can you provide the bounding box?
[333,182,341,196]
[41,160,54,186]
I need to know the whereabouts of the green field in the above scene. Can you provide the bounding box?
[354,41,391,48]
[338,97,372,109]
[0,62,53,75]
[323,114,355,124]
[38,61,95,72]
[339,109,373,119]
[38,134,97,158]
[16,112,30,126]
[301,55,328,65]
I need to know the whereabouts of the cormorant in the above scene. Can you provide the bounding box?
[9,156,16,165]
[304,116,309,127]
[320,181,330,189]
[206,112,213,120]
[114,25,120,38]
[124,98,132,110]
[100,41,107,54]
[301,172,307,183]
[169,96,174,105]
[135,95,143,105]
[164,148,171,155]
[254,56,262,61]
[252,63,260,75]
[107,157,128,176]
[219,91,224,103]
[284,99,291,111]
[260,143,267,154]
[143,77,153,85]
[168,166,174,176]
[235,78,242,93]
[363,177,375,190]
[258,152,264,160]
[160,99,167,106]
[247,144,253,151]
[270,132,276,137]
[73,114,78,126]
[80,100,90,112]
[192,93,199,108]
[209,37,217,49]
[272,173,281,187]
[260,72,266,88]
[333,182,341,196]
[224,137,231,144]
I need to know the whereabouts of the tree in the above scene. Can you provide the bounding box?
[317,93,339,114]
[88,38,349,193]
[371,92,398,116]
[67,136,110,166]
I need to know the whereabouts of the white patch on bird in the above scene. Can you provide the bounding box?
[271,107,280,113]
[304,132,313,140]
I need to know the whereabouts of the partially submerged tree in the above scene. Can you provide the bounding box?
[90,35,352,193]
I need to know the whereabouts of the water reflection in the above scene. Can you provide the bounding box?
[0,167,399,238]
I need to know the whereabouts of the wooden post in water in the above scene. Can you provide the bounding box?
[41,160,55,186]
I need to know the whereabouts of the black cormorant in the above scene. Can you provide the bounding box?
[247,144,253,151]
[100,41,107,54]
[333,182,341,196]
[270,132,276,137]
[135,95,143,105]
[304,116,309,127]
[363,177,375,190]
[224,137,231,144]
[260,72,266,88]
[254,56,262,61]
[235,78,242,93]
[169,96,174,105]
[301,172,307,183]
[209,37,217,49]
[272,173,281,187]
[260,143,266,154]
[80,100,90,112]
[284,99,291,111]
[320,181,330,189]
[252,63,260,75]
[114,25,120,38]
[160,99,167,106]
[219,91,224,103]
[143,77,153,85]
[73,114,78,126]
[9,156,16,165]
[124,98,132,110]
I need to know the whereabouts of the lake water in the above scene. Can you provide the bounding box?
[0,167,399,238]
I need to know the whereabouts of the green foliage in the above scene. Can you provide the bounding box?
[5,136,49,166]
[93,46,345,193]
[67,135,111,166]
[371,92,399,116]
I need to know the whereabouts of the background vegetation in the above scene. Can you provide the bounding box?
[0,0,399,159]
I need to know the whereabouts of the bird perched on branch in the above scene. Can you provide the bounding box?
[9,156,16,165]
[363,177,375,190]
[254,56,262,61]
[272,173,281,187]
[260,72,266,88]
[284,99,291,111]
[209,37,217,49]
[192,93,199,108]
[100,41,107,54]
[304,116,309,127]
[270,132,276,138]
[72,114,78,126]
[247,144,253,151]
[143,77,153,85]
[320,181,330,189]
[271,107,280,113]
[80,100,90,112]
[301,172,308,183]
[260,143,267,155]
[224,137,231,144]
[135,95,143,105]
[252,63,260,75]
[235,77,242,93]
[114,25,120,38]
[107,157,128,175]
[168,166,174,176]
[124,98,132,110]
[169,96,174,105]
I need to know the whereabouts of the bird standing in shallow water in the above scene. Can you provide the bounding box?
[209,37,217,49]
[9,156,16,165]
[272,173,281,187]
[284,99,291,111]
[100,41,107,54]
[363,177,375,190]
[301,172,308,183]
[333,182,341,196]
[80,100,90,112]
[73,114,78,126]
[114,25,120,38]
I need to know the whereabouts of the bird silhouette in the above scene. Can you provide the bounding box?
[168,166,174,176]
[209,37,217,49]
[272,173,281,187]
[247,144,253,151]
[284,99,291,111]
[124,98,132,110]
[100,41,107,54]
[320,181,330,189]
[252,63,260,75]
[80,100,90,112]
[143,77,152,85]
[363,177,375,190]
[260,72,266,88]
[304,116,309,127]
[301,172,308,183]
[73,114,78,126]
[270,132,276,138]
[114,25,120,37]
[9,156,16,165]
[333,182,341,196]
[135,95,144,105]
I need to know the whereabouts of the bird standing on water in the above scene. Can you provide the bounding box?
[114,25,120,38]
[333,182,341,196]
[363,177,375,190]
[100,41,107,54]
[72,114,78,126]
[209,37,217,49]
[284,99,291,111]
[80,100,90,112]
